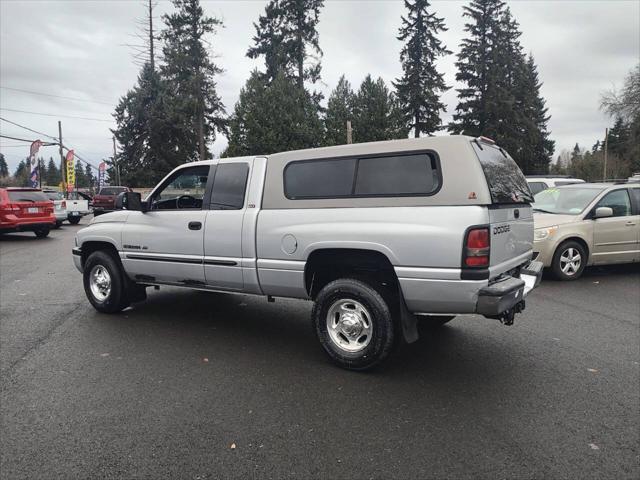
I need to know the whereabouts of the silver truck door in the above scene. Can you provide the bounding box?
[121,165,211,285]
[203,161,251,290]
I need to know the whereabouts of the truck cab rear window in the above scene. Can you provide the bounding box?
[210,163,249,210]
[284,152,439,199]
[472,142,533,204]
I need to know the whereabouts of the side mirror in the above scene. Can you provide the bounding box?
[594,206,613,219]
[115,191,144,211]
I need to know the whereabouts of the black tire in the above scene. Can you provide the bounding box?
[312,278,395,371]
[54,221,62,229]
[83,250,130,313]
[421,315,456,328]
[68,216,81,225]
[34,228,50,238]
[551,240,587,281]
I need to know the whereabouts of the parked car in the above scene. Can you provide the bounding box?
[0,187,56,237]
[526,175,585,195]
[72,136,543,370]
[64,192,91,224]
[533,183,640,279]
[92,186,132,216]
[43,190,67,228]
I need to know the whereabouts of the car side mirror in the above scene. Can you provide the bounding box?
[115,191,144,211]
[594,206,613,219]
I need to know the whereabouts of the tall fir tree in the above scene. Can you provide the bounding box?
[450,0,553,173]
[225,71,322,156]
[394,0,450,137]
[515,54,554,174]
[0,153,9,177]
[161,0,226,161]
[324,75,355,146]
[112,63,179,186]
[247,0,324,88]
[13,159,29,187]
[352,75,409,143]
[45,157,59,185]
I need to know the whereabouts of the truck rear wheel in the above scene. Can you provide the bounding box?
[68,216,81,225]
[312,278,395,371]
[83,251,130,313]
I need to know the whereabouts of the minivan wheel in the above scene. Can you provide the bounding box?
[312,278,395,371]
[83,251,130,313]
[552,241,586,280]
[34,228,50,238]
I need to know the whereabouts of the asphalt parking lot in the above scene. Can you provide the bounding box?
[1,218,639,479]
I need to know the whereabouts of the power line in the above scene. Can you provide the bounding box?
[0,116,59,141]
[0,86,114,106]
[0,108,113,123]
[0,134,58,146]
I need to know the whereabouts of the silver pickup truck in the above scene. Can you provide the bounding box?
[72,136,543,370]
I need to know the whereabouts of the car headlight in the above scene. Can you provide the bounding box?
[534,225,558,241]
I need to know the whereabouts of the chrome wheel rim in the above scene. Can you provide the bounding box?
[326,299,373,353]
[560,247,582,276]
[89,264,112,301]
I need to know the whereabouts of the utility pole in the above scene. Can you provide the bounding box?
[58,121,66,195]
[346,121,353,144]
[603,127,609,181]
[148,0,155,71]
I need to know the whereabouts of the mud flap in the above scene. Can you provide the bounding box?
[398,286,419,343]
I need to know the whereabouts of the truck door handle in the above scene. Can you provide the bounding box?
[188,221,202,231]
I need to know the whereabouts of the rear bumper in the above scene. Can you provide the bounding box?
[476,260,543,317]
[0,221,55,234]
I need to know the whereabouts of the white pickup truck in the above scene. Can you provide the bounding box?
[72,136,543,370]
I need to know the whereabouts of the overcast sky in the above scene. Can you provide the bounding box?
[1,0,638,173]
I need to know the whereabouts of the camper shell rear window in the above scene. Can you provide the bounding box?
[284,151,441,200]
[471,142,533,204]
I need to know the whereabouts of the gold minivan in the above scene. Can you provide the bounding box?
[533,183,640,280]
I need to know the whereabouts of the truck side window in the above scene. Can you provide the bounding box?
[354,153,439,196]
[152,165,209,210]
[210,163,249,210]
[595,190,632,217]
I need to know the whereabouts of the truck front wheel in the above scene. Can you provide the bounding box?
[83,251,130,313]
[312,278,395,371]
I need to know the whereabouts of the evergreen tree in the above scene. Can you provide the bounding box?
[45,157,59,186]
[352,75,409,143]
[324,75,354,146]
[247,0,324,88]
[112,64,181,186]
[394,0,450,137]
[74,159,86,187]
[13,159,29,187]
[161,0,226,161]
[0,153,9,177]
[85,164,95,190]
[515,54,554,174]
[225,71,322,156]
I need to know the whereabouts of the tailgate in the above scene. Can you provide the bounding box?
[489,205,534,277]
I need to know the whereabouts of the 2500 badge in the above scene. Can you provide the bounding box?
[493,225,511,235]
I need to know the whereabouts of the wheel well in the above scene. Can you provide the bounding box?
[556,237,590,262]
[304,248,399,300]
[81,241,119,269]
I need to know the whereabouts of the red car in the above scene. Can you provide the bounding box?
[0,187,56,238]
[92,186,132,216]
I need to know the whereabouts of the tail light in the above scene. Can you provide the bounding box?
[5,204,21,212]
[463,227,490,267]
[61,201,66,208]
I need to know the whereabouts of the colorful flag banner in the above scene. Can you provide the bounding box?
[98,161,106,188]
[29,140,42,187]
[66,150,75,192]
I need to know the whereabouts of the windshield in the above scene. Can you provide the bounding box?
[533,187,604,215]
